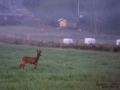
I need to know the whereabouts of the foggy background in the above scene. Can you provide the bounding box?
[0,0,120,33]
[23,0,120,34]
[0,0,120,45]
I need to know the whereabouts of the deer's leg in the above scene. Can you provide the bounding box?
[22,64,25,69]
[20,62,26,69]
[34,63,37,69]
[20,64,22,68]
[20,64,24,69]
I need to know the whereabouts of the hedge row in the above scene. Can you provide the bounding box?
[0,37,120,52]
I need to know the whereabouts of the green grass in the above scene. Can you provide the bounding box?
[0,44,120,90]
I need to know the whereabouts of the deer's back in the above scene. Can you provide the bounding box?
[22,56,37,64]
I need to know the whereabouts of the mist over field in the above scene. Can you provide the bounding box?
[0,0,120,49]
[0,0,120,45]
[0,0,120,33]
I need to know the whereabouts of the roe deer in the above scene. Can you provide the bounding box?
[20,50,41,69]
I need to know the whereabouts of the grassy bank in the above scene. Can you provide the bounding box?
[0,44,120,90]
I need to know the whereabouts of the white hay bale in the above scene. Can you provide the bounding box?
[116,39,120,45]
[85,38,96,44]
[63,38,73,44]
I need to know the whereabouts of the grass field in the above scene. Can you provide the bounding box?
[0,44,120,90]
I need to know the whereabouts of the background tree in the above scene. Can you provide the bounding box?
[86,0,108,34]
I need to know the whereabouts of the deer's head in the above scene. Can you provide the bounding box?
[37,49,41,57]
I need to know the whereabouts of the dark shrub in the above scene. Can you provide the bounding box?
[111,46,120,52]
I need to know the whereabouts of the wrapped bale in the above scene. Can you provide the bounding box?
[116,39,120,45]
[63,38,73,44]
[85,38,96,44]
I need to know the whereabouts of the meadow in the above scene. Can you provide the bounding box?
[0,44,120,90]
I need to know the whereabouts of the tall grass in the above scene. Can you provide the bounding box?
[0,44,120,90]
